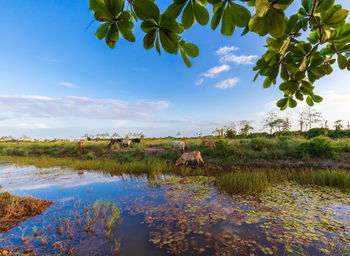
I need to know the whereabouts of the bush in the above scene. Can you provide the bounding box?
[85,151,96,160]
[249,138,270,151]
[303,128,328,139]
[308,136,336,158]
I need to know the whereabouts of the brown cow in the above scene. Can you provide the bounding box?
[77,140,84,150]
[202,140,215,148]
[175,151,204,166]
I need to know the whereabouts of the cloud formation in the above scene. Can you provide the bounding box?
[202,64,230,78]
[58,82,78,88]
[215,46,239,56]
[215,78,240,89]
[0,95,170,120]
[216,45,258,65]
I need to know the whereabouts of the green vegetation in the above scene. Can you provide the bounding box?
[1,136,350,165]
[217,169,350,193]
[89,0,350,109]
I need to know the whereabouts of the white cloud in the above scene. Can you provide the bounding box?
[216,46,239,56]
[219,54,258,65]
[0,95,170,120]
[202,64,230,78]
[58,82,78,88]
[15,123,50,129]
[195,78,204,86]
[215,78,240,89]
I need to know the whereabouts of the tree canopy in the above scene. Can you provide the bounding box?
[89,0,350,110]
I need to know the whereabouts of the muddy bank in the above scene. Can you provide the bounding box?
[0,192,52,233]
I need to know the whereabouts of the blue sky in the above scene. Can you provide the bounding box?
[0,0,350,138]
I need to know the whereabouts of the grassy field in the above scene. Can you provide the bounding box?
[1,136,350,163]
[1,136,350,194]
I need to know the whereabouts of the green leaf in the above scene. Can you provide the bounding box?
[159,29,179,54]
[90,0,114,21]
[164,2,185,19]
[301,0,313,12]
[255,0,270,17]
[299,57,308,71]
[296,91,304,100]
[325,9,349,28]
[288,98,297,108]
[180,49,191,67]
[211,3,225,30]
[306,96,314,106]
[277,98,288,108]
[337,54,347,69]
[95,22,110,40]
[118,22,136,42]
[182,1,195,29]
[183,43,199,57]
[141,20,157,33]
[221,5,235,36]
[280,38,290,55]
[193,1,210,26]
[279,81,289,91]
[263,77,272,88]
[316,0,335,13]
[105,0,123,17]
[269,8,286,38]
[311,94,323,103]
[230,3,251,28]
[105,23,119,48]
[133,0,160,21]
[143,29,156,49]
[249,12,270,36]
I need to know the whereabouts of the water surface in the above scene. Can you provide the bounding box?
[0,163,349,255]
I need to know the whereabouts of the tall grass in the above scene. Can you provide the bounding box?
[216,169,350,194]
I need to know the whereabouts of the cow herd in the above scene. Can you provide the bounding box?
[77,139,216,167]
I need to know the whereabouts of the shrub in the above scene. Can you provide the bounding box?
[303,128,328,139]
[249,138,270,151]
[309,136,336,158]
[85,151,96,160]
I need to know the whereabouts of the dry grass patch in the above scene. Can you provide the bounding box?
[0,192,52,233]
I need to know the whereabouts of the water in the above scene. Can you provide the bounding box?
[0,163,349,255]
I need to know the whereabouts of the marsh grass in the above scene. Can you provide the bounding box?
[216,169,350,194]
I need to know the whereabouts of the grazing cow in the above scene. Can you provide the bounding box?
[122,139,131,147]
[202,140,216,149]
[131,138,141,143]
[175,151,204,166]
[171,141,185,152]
[77,140,84,150]
[108,138,122,148]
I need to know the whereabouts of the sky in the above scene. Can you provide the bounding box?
[0,0,350,139]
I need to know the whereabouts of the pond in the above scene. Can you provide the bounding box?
[0,163,349,255]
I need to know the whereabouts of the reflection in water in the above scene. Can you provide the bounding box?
[0,164,349,255]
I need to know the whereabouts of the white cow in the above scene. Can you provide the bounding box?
[122,139,131,147]
[171,141,185,152]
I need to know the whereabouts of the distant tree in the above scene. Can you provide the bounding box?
[263,112,278,134]
[347,121,350,130]
[176,132,181,137]
[83,133,90,139]
[239,121,254,136]
[212,128,225,137]
[334,120,343,130]
[226,129,236,139]
[323,120,329,129]
[282,117,292,131]
[112,132,120,138]
[299,108,323,130]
